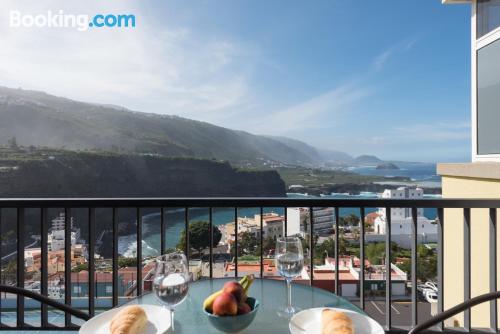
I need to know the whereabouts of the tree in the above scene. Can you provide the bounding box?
[262,236,276,256]
[339,213,359,227]
[176,221,222,256]
[313,233,350,260]
[118,257,138,268]
[72,263,89,272]
[338,234,348,255]
[398,245,437,282]
[315,238,335,259]
[239,231,258,256]
[301,212,310,232]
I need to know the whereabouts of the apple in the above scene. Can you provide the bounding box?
[237,302,252,315]
[212,292,238,316]
[223,281,246,303]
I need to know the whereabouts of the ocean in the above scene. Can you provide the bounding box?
[126,162,441,257]
[348,162,441,188]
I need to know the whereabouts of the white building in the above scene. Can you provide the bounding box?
[221,212,302,246]
[377,187,424,221]
[47,213,81,251]
[286,207,334,237]
[370,188,437,247]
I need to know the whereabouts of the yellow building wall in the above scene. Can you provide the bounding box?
[441,175,500,329]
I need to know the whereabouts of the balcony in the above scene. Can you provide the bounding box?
[0,197,499,333]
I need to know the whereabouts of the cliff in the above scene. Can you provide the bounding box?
[0,150,286,197]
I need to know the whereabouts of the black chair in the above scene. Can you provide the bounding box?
[409,290,500,334]
[0,284,90,325]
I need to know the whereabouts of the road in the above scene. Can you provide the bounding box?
[1,238,39,261]
[363,300,435,328]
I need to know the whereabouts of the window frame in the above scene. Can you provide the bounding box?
[476,0,500,39]
[472,0,500,161]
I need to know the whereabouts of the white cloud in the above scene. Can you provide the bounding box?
[249,82,372,135]
[374,50,393,71]
[373,37,419,71]
[360,121,470,146]
[0,0,251,119]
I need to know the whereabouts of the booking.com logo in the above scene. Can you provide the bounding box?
[9,10,136,31]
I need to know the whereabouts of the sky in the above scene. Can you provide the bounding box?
[0,1,472,162]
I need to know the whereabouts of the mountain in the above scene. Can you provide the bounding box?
[265,136,324,164]
[317,149,354,164]
[353,155,383,165]
[0,86,327,167]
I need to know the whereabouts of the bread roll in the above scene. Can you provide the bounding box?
[109,305,148,334]
[322,309,354,334]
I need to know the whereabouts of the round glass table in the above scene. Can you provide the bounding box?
[130,278,362,333]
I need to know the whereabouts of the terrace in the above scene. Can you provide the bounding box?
[1,197,500,333]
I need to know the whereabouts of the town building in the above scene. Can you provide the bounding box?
[303,256,408,297]
[47,213,82,252]
[368,187,438,247]
[220,212,299,246]
[286,207,335,237]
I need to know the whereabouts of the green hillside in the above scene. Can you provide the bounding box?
[0,86,328,167]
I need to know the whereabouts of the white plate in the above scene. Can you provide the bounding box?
[289,308,384,334]
[79,304,171,334]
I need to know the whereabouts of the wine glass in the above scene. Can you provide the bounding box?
[275,236,304,317]
[152,252,190,332]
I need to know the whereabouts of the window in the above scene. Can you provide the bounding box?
[477,0,500,39]
[73,286,82,294]
[477,38,500,154]
[106,285,113,294]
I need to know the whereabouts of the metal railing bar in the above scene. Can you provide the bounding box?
[360,207,365,310]
[334,207,339,295]
[209,207,213,279]
[112,208,118,307]
[184,207,189,259]
[234,207,238,278]
[284,207,288,237]
[16,208,25,327]
[385,207,392,331]
[464,208,471,332]
[136,208,142,297]
[489,208,497,332]
[408,290,500,334]
[1,198,499,332]
[309,207,314,285]
[437,207,444,332]
[160,207,165,255]
[260,207,263,278]
[411,207,417,328]
[40,208,49,326]
[0,285,90,321]
[3,198,500,208]
[64,207,71,327]
[88,208,95,317]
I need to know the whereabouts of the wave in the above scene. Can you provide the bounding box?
[118,235,160,258]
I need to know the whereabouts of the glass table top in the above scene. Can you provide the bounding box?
[131,278,362,333]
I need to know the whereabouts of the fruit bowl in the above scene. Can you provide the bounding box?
[203,297,260,333]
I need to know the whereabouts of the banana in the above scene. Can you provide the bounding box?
[242,274,254,295]
[203,275,253,312]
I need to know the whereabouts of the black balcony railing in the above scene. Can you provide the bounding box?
[0,197,499,332]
